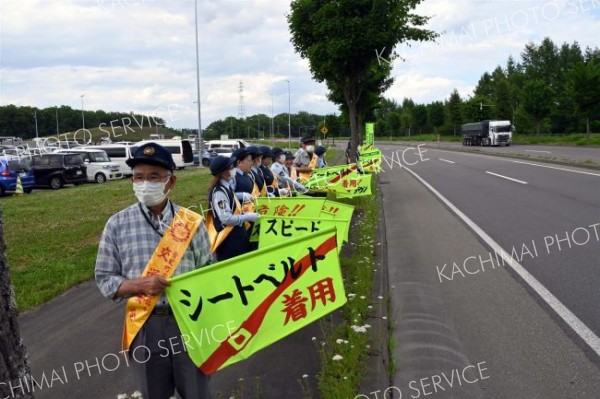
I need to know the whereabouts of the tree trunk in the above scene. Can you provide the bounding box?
[536,120,541,136]
[0,209,34,399]
[586,117,590,140]
[345,89,359,163]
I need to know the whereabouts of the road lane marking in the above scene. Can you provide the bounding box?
[439,158,455,164]
[485,171,528,185]
[403,165,600,359]
[513,161,600,177]
[524,150,552,154]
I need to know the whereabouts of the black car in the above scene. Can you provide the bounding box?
[30,153,88,189]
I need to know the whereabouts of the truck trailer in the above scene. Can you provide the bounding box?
[461,120,513,146]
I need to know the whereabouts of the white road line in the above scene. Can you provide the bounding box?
[485,171,528,185]
[439,158,455,164]
[524,150,552,154]
[403,166,600,358]
[514,160,600,177]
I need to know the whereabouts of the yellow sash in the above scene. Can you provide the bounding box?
[122,208,203,351]
[299,153,318,181]
[206,193,243,253]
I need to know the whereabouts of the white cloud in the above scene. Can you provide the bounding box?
[1,0,599,129]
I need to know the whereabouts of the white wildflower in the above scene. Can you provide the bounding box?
[332,354,343,361]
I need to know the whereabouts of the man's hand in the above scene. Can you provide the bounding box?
[138,275,170,296]
[115,275,170,298]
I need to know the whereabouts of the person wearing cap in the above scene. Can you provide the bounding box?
[271,149,308,194]
[230,147,257,208]
[314,146,327,168]
[259,146,289,197]
[95,142,212,399]
[207,155,259,261]
[294,136,318,181]
[247,146,267,197]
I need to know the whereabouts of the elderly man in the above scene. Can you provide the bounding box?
[95,142,212,399]
[293,136,318,181]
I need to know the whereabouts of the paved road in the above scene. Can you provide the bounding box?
[386,141,600,167]
[379,142,600,398]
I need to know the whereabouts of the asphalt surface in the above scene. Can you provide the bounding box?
[15,142,600,398]
[379,142,600,398]
[387,141,600,167]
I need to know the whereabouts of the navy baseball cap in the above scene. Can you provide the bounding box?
[284,151,295,159]
[271,147,284,159]
[232,147,250,162]
[246,146,262,159]
[314,146,327,156]
[301,136,315,144]
[259,146,272,158]
[210,156,235,176]
[126,142,176,171]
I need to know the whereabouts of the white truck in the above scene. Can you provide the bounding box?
[462,120,513,146]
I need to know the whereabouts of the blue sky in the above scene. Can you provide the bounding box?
[1,0,599,130]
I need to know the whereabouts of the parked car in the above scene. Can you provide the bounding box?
[0,158,35,196]
[56,149,122,183]
[30,153,87,189]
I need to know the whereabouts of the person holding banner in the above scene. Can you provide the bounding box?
[259,146,288,197]
[248,146,267,197]
[95,142,212,399]
[294,136,318,181]
[231,147,257,205]
[314,146,327,168]
[207,155,258,260]
[271,148,308,194]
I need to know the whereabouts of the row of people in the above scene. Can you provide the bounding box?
[95,140,329,398]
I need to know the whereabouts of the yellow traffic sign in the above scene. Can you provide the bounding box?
[321,127,328,135]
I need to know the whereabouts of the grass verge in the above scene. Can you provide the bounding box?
[1,167,212,311]
[316,174,380,398]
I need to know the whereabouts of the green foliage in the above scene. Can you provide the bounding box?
[0,104,165,140]
[288,0,437,160]
[374,37,600,139]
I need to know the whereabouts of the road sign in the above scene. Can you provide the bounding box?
[321,127,328,135]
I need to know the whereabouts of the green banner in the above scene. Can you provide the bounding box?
[258,216,349,251]
[305,164,360,191]
[249,198,355,244]
[334,174,372,198]
[166,228,346,374]
[365,122,375,147]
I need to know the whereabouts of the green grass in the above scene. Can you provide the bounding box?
[1,167,212,311]
[315,166,380,398]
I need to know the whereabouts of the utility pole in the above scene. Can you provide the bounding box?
[80,94,85,130]
[33,111,39,139]
[194,0,203,154]
[286,80,291,150]
[55,107,59,135]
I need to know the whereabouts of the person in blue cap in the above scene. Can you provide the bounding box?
[314,146,327,168]
[95,142,212,399]
[247,146,266,196]
[259,146,289,197]
[230,147,256,203]
[271,148,308,194]
[208,155,259,261]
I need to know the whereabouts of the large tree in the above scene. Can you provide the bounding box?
[288,0,436,160]
[568,61,600,138]
[1,210,34,399]
[446,89,463,136]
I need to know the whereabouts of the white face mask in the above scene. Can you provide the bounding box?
[306,145,315,153]
[277,154,285,163]
[133,180,170,207]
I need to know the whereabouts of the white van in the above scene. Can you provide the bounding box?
[132,139,194,169]
[82,144,136,176]
[56,148,122,183]
[205,139,249,157]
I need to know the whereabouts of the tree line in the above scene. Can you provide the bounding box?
[0,104,165,140]
[375,38,600,138]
